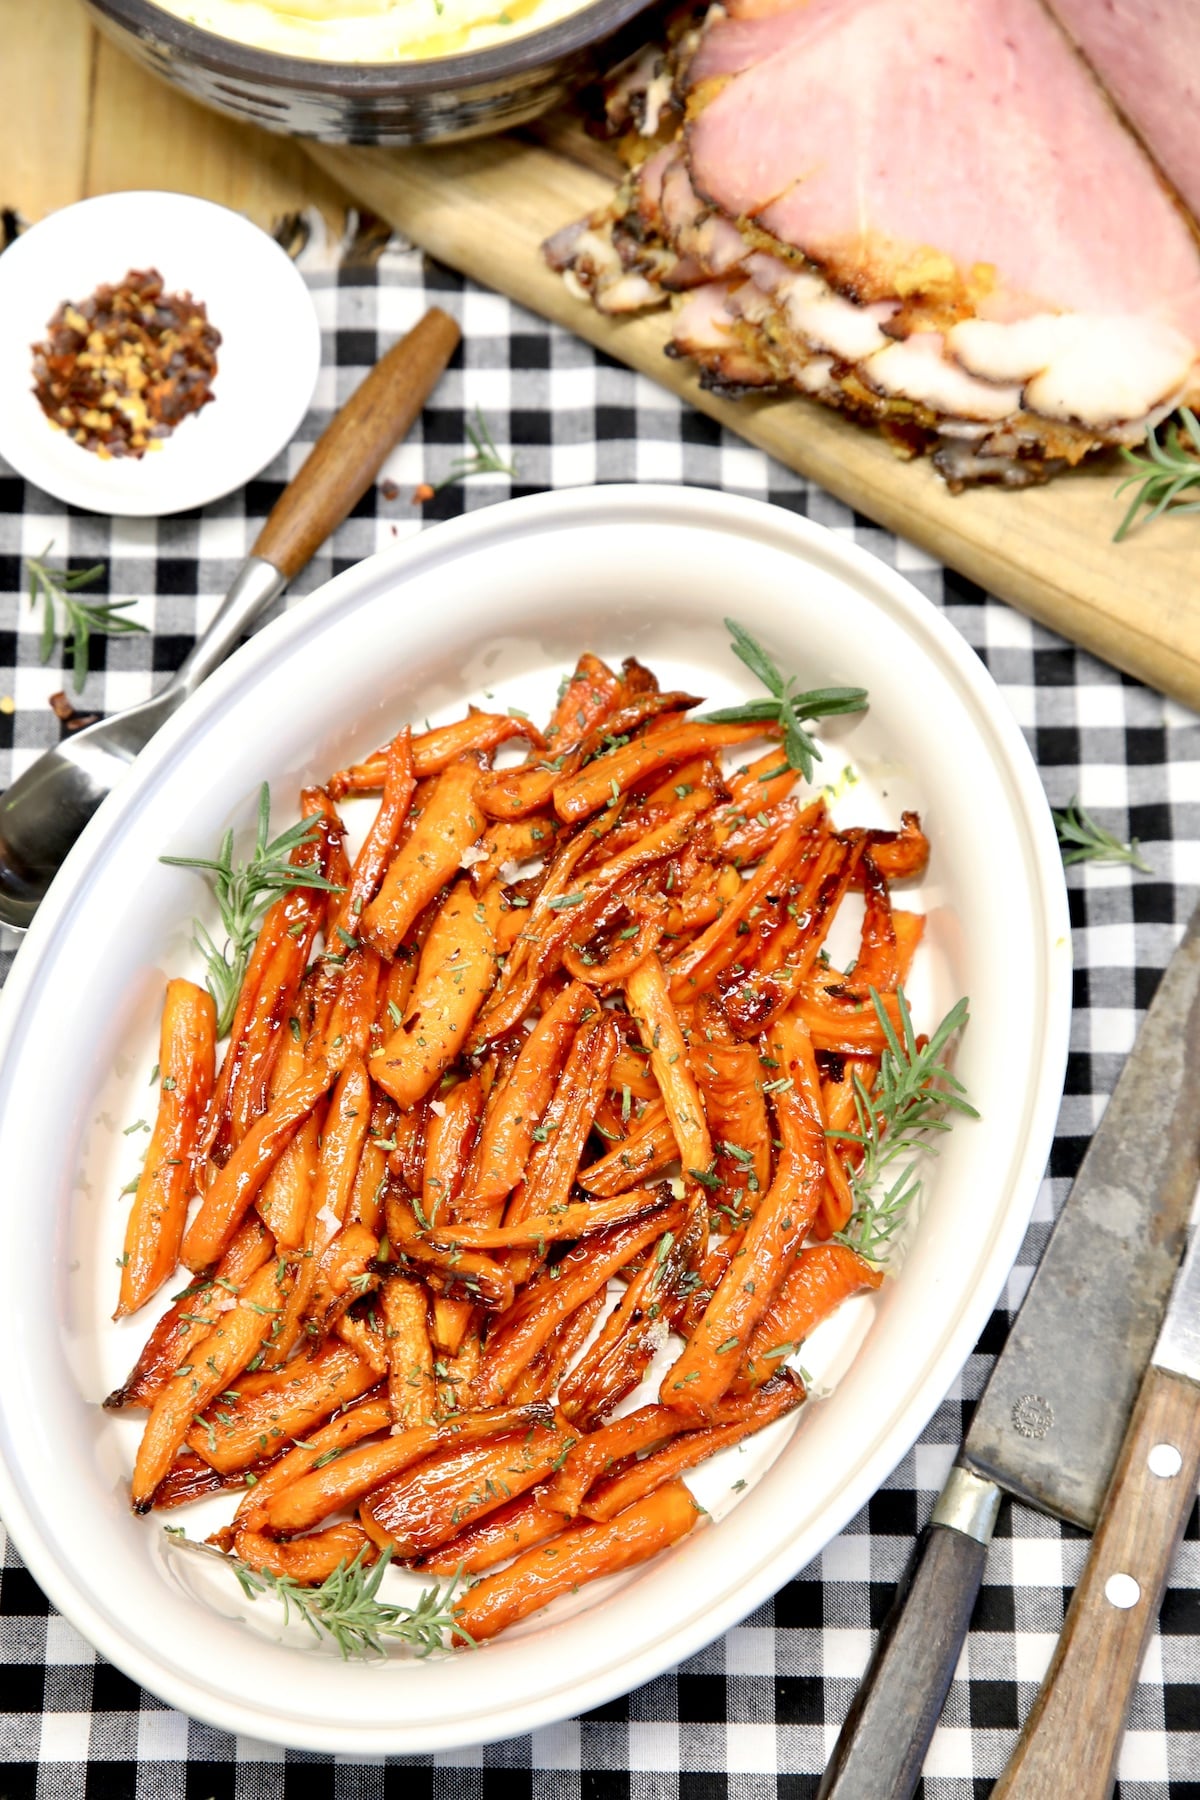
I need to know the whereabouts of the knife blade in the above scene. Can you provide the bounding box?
[993,1215,1200,1797]
[818,900,1200,1800]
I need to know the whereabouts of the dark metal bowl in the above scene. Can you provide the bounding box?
[82,0,656,144]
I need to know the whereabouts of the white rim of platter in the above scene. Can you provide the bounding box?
[0,190,320,516]
[0,485,1072,1754]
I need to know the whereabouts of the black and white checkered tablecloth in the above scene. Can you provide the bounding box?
[2,234,1199,1800]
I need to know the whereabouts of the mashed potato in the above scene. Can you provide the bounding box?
[153,0,591,60]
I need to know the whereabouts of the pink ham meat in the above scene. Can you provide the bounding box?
[1045,0,1200,227]
[545,0,1200,486]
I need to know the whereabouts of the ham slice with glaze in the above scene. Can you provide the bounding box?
[545,0,1200,486]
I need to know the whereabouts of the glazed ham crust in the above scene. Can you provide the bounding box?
[545,0,1200,488]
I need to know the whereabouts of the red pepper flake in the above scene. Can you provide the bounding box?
[31,268,221,460]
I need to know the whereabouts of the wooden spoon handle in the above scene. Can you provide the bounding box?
[994,1363,1200,1799]
[252,306,461,579]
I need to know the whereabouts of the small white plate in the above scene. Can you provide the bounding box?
[0,191,320,516]
[0,486,1071,1752]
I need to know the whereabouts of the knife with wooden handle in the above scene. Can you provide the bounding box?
[819,901,1200,1800]
[993,1223,1200,1798]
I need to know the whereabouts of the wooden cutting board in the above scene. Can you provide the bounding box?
[307,128,1200,712]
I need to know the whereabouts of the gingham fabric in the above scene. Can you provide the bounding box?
[2,235,1199,1800]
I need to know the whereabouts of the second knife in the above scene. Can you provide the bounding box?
[819,900,1200,1799]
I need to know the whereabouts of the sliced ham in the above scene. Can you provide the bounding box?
[1045,0,1200,227]
[543,0,1200,484]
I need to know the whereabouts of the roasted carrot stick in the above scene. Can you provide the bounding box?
[380,1275,437,1428]
[232,1523,377,1585]
[116,979,216,1317]
[361,755,485,956]
[186,1342,378,1472]
[131,1258,295,1510]
[451,1480,703,1644]
[553,721,767,823]
[328,711,541,798]
[418,1492,567,1575]
[458,981,594,1219]
[232,1392,391,1533]
[579,1100,676,1195]
[666,815,811,998]
[422,1073,483,1225]
[181,1063,333,1271]
[360,1415,571,1557]
[736,1244,884,1389]
[661,1014,827,1417]
[330,726,417,940]
[425,1187,664,1251]
[259,1404,549,1535]
[583,1372,804,1520]
[471,1201,682,1405]
[625,954,713,1178]
[370,881,497,1108]
[687,995,771,1213]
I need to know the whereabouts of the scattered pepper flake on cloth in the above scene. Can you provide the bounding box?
[31,268,221,459]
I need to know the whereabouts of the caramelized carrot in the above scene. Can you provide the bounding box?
[625,954,713,1177]
[451,1481,702,1644]
[737,1244,884,1389]
[361,1415,571,1557]
[116,979,216,1317]
[361,756,485,956]
[186,1342,378,1472]
[370,881,496,1108]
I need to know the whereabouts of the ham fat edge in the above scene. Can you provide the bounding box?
[543,0,1200,489]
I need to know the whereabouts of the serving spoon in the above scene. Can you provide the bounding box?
[0,306,460,937]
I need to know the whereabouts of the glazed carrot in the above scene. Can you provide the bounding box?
[329,726,416,939]
[861,812,929,883]
[361,755,485,956]
[737,1244,884,1389]
[181,1063,333,1271]
[260,1404,548,1535]
[380,1275,437,1429]
[471,1202,682,1405]
[304,1222,379,1333]
[422,1072,483,1226]
[335,1309,390,1378]
[233,1524,377,1585]
[361,1415,572,1557]
[718,837,865,1036]
[370,881,496,1109]
[131,1258,295,1510]
[666,816,810,998]
[347,1093,396,1234]
[553,720,767,823]
[476,654,625,820]
[457,981,594,1218]
[186,1342,378,1472]
[687,996,771,1213]
[451,1480,703,1644]
[466,815,560,893]
[232,1393,392,1532]
[579,1100,676,1196]
[839,852,897,997]
[418,1492,567,1575]
[724,748,801,812]
[116,979,216,1317]
[328,711,541,798]
[541,1404,696,1517]
[507,1290,607,1405]
[256,1037,324,1250]
[425,1187,664,1251]
[893,909,926,984]
[503,1013,619,1226]
[662,1014,827,1417]
[625,954,713,1178]
[583,1373,804,1520]
[152,1453,248,1512]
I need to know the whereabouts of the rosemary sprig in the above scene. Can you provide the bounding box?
[432,407,519,492]
[1052,796,1153,874]
[161,783,342,1035]
[26,542,147,693]
[833,989,977,1263]
[699,618,868,783]
[162,1533,467,1661]
[1113,407,1200,542]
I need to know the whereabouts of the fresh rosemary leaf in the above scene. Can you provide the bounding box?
[833,989,977,1264]
[161,783,342,1036]
[161,1534,468,1660]
[26,542,147,694]
[1113,407,1200,542]
[432,408,519,493]
[700,619,868,783]
[1052,796,1153,874]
